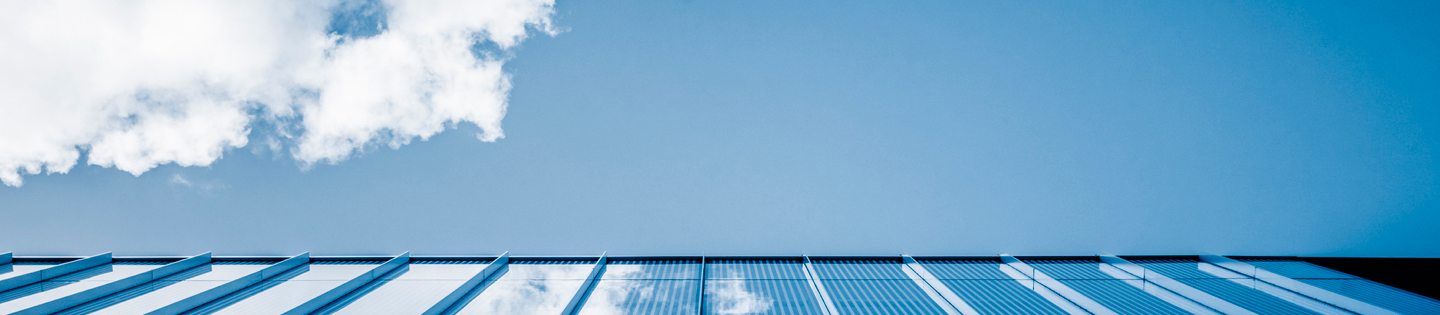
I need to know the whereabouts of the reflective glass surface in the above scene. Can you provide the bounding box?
[181,261,380,315]
[810,260,911,280]
[56,261,272,315]
[812,260,947,315]
[1026,260,1187,315]
[703,260,821,315]
[706,260,808,280]
[1024,259,1136,280]
[704,280,821,315]
[940,280,1069,315]
[1235,259,1360,279]
[577,280,699,315]
[600,260,700,280]
[919,259,1013,280]
[319,260,493,315]
[1131,259,1248,279]
[448,260,594,315]
[1300,279,1440,314]
[921,260,1071,314]
[576,260,701,315]
[0,261,169,314]
[1237,259,1440,314]
[0,262,63,282]
[1130,259,1326,314]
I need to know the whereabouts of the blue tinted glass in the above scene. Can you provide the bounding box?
[919,259,1012,280]
[1130,259,1247,279]
[821,279,947,315]
[0,262,167,314]
[704,280,822,315]
[706,260,807,280]
[1026,259,1134,280]
[602,260,700,280]
[449,279,586,315]
[1057,280,1190,315]
[811,260,910,280]
[446,261,595,315]
[181,262,378,315]
[1236,259,1359,279]
[318,261,491,315]
[55,262,272,315]
[1300,279,1440,314]
[939,279,1069,314]
[577,280,698,315]
[0,262,62,282]
[1172,279,1321,315]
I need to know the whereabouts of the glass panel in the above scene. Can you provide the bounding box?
[447,260,595,315]
[319,260,492,314]
[706,260,808,280]
[1235,259,1359,279]
[577,280,698,315]
[574,260,701,314]
[1056,280,1190,315]
[821,280,948,315]
[1130,259,1247,279]
[704,280,822,315]
[810,260,947,314]
[601,260,700,280]
[939,280,1070,315]
[1025,259,1137,280]
[56,261,273,315]
[1300,279,1440,314]
[0,262,169,314]
[489,260,594,280]
[449,279,585,315]
[1172,279,1322,315]
[181,261,380,315]
[810,260,911,280]
[0,262,63,282]
[918,259,1012,280]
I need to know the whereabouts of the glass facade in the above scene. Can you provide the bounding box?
[0,253,1433,315]
[919,259,1074,315]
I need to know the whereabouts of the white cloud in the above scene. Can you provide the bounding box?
[0,0,554,186]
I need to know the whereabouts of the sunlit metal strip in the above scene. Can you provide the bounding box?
[561,251,608,315]
[902,255,978,315]
[147,252,311,315]
[1200,255,1398,315]
[13,252,212,315]
[992,258,1090,315]
[0,252,112,293]
[283,252,410,315]
[1001,254,1118,315]
[423,252,510,315]
[801,256,840,315]
[696,255,706,315]
[1099,255,1251,315]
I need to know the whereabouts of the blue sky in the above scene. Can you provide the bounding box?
[1,0,1437,257]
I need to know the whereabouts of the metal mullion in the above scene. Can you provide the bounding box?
[16,252,211,315]
[285,252,410,315]
[1200,255,1398,315]
[904,255,978,315]
[1098,255,1251,315]
[561,252,607,315]
[151,252,310,315]
[697,256,705,315]
[1001,254,1117,315]
[0,252,112,293]
[422,252,509,315]
[802,256,840,315]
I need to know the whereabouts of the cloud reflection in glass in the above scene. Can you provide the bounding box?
[450,261,593,315]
